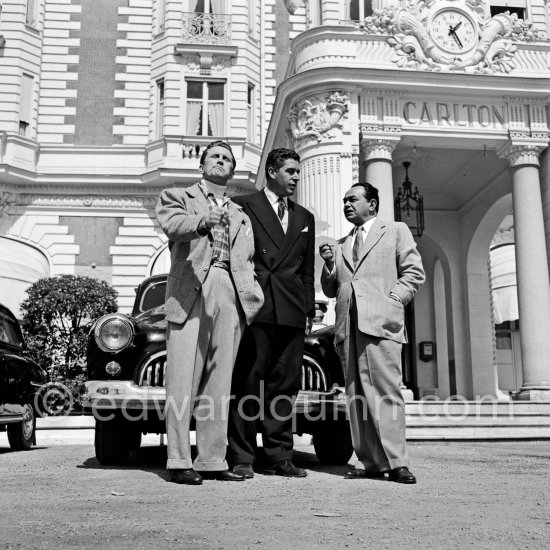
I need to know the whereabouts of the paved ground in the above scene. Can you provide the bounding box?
[0,431,549,549]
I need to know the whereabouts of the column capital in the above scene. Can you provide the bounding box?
[498,142,547,167]
[360,136,400,163]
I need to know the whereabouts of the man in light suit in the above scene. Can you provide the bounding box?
[320,182,424,484]
[156,140,264,485]
[228,148,315,478]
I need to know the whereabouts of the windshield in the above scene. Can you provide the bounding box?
[138,282,166,313]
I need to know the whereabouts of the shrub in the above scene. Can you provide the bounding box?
[21,275,118,409]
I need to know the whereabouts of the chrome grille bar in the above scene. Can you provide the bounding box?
[138,352,328,392]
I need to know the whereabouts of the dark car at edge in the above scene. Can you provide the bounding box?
[82,274,352,466]
[0,303,47,451]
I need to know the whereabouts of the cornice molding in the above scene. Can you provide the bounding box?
[17,194,158,209]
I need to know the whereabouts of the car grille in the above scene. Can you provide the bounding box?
[137,352,328,392]
[138,351,166,387]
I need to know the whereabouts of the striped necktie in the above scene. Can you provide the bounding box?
[277,197,285,221]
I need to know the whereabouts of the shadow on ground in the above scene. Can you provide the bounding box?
[76,446,351,480]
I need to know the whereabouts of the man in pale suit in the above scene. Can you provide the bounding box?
[320,182,424,484]
[156,140,264,485]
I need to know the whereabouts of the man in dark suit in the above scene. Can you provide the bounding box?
[320,183,424,484]
[228,148,315,478]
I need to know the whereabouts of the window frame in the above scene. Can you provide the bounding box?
[185,79,226,137]
[155,79,165,139]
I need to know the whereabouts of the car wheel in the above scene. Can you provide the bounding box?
[312,421,353,465]
[7,404,36,451]
[94,415,133,465]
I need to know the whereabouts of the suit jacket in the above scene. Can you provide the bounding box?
[155,183,264,326]
[232,190,315,329]
[321,218,425,345]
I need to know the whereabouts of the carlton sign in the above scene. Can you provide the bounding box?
[403,101,507,130]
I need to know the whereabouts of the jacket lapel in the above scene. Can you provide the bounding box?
[272,199,304,270]
[342,229,355,271]
[247,191,285,248]
[228,200,246,244]
[355,218,386,269]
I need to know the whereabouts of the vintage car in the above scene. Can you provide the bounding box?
[82,274,352,466]
[0,303,47,451]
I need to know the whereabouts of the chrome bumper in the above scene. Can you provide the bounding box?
[83,380,347,414]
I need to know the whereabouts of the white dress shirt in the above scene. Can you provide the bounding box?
[264,186,289,233]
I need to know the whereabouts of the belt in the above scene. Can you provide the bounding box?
[211,260,230,271]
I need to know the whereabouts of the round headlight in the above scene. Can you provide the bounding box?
[94,315,134,353]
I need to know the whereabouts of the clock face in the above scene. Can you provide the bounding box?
[431,9,477,54]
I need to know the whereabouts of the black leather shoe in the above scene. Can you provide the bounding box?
[200,469,245,481]
[344,469,385,480]
[264,460,307,478]
[233,463,254,479]
[388,467,417,484]
[169,468,203,485]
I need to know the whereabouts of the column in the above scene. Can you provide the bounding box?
[540,148,550,274]
[505,144,550,400]
[361,137,400,220]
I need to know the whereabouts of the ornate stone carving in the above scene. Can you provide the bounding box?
[499,144,546,167]
[361,138,399,162]
[358,1,542,74]
[0,191,15,218]
[351,144,360,183]
[182,13,232,46]
[17,195,157,209]
[288,91,349,149]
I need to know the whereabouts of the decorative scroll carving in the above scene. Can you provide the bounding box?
[17,195,157,209]
[182,12,231,46]
[288,91,349,149]
[499,144,545,167]
[0,191,15,218]
[358,1,542,74]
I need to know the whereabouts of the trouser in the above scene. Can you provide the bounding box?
[165,265,245,471]
[338,304,410,472]
[228,323,304,465]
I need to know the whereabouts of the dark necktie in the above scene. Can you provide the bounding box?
[352,226,364,265]
[277,198,285,221]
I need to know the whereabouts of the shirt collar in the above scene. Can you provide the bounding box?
[356,216,377,235]
[264,186,287,207]
[200,179,228,196]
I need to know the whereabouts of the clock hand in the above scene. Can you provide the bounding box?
[448,27,463,49]
[448,21,463,36]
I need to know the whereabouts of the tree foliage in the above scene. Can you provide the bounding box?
[21,275,118,386]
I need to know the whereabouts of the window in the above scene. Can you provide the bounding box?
[490,1,527,19]
[0,311,23,347]
[348,0,372,21]
[193,0,223,14]
[156,79,165,139]
[157,0,165,33]
[19,74,33,138]
[248,0,257,35]
[308,0,323,27]
[247,84,255,143]
[26,0,38,27]
[186,80,225,137]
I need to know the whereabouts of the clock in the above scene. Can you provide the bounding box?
[430,8,478,54]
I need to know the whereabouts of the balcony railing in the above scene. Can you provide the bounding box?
[182,12,231,45]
